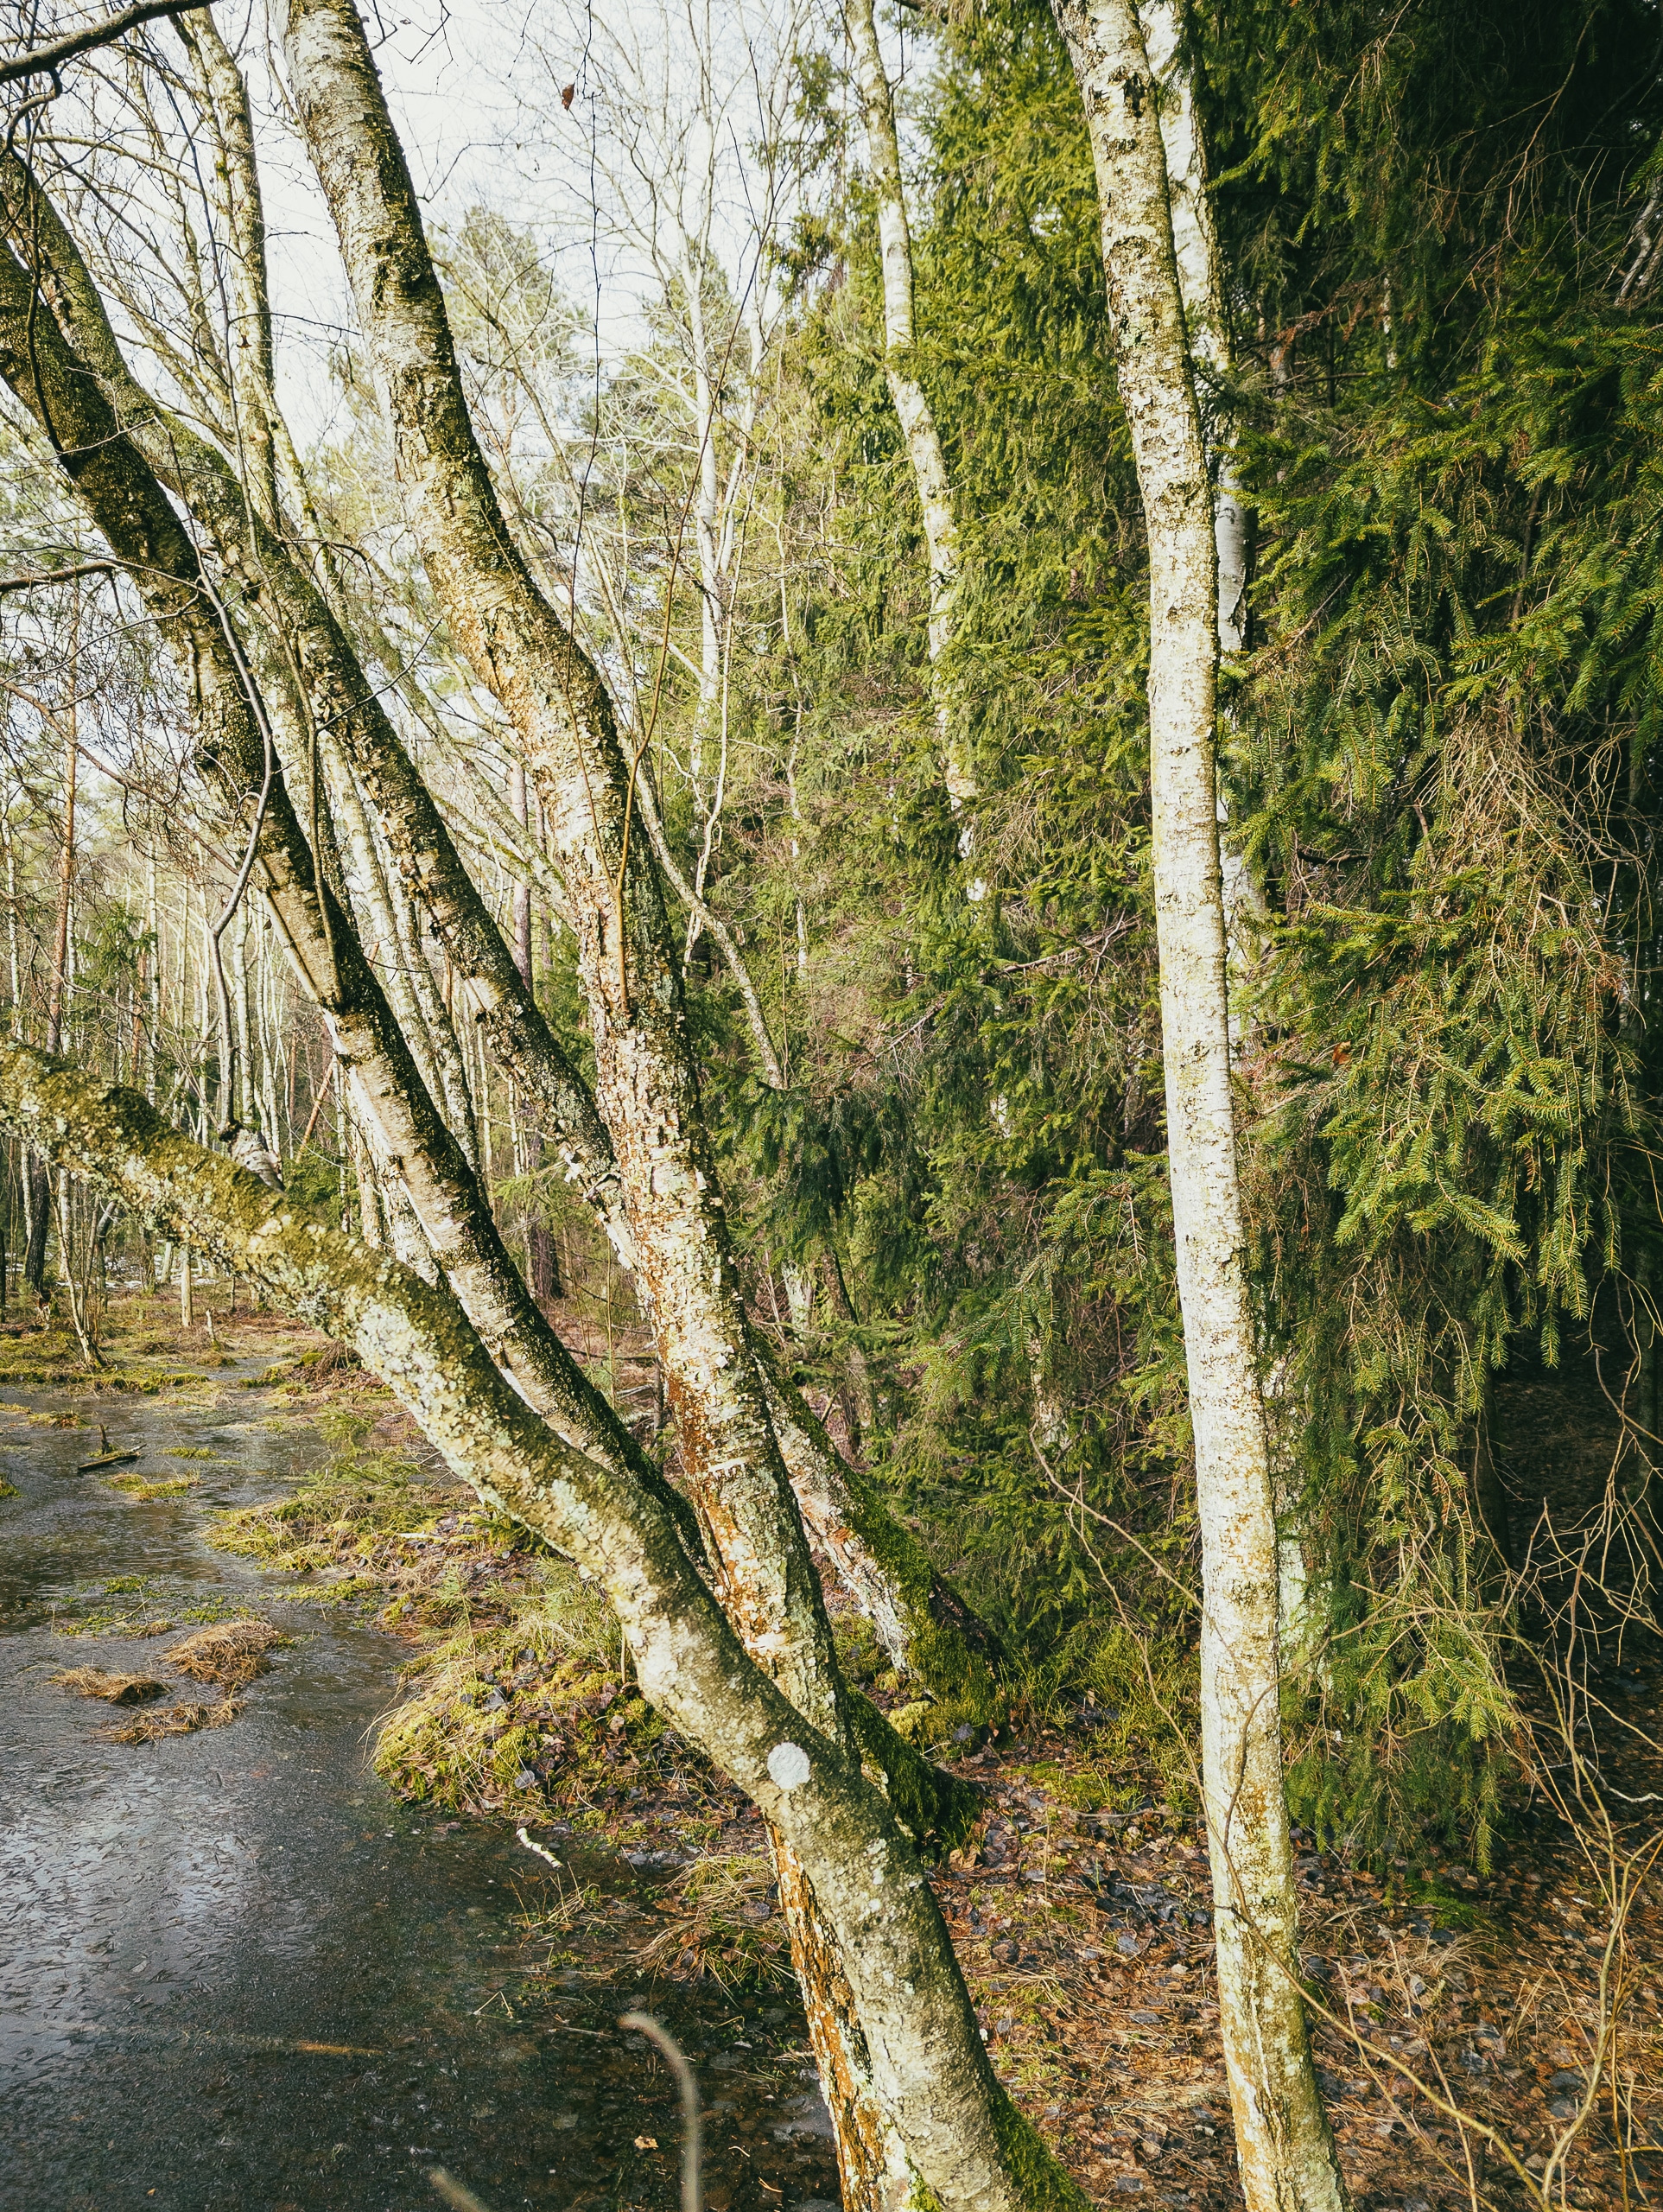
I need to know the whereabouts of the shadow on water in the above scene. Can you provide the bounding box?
[0,1357,841,2212]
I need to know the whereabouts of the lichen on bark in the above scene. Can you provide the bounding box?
[0,1039,1084,2212]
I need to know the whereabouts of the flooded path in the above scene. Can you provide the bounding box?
[0,1357,838,2212]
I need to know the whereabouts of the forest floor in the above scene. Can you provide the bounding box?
[6,1286,1660,2212]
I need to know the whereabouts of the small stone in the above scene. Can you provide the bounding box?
[1116,1933,1140,1956]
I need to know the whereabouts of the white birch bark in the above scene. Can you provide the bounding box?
[1139,2,1260,989]
[1046,5,1349,2209]
[1137,1,1246,653]
[0,1038,1072,2212]
[274,12,1053,2204]
[845,0,974,814]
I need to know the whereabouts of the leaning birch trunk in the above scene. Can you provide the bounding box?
[3,137,990,1718]
[0,206,969,1853]
[845,0,974,816]
[0,221,686,1543]
[1046,5,1350,2210]
[276,10,1049,2201]
[0,1041,1081,2212]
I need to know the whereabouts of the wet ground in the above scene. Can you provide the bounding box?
[0,1354,839,2212]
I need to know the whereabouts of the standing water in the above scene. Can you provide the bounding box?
[0,1353,840,2212]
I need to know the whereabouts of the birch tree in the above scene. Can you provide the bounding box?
[0,24,1063,2211]
[1045,3,1350,2207]
[844,0,974,817]
[0,188,1080,2212]
[6,10,997,1702]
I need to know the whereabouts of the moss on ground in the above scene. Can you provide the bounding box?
[105,1472,198,1499]
[373,1572,723,1829]
[53,1573,248,1637]
[209,1446,457,1573]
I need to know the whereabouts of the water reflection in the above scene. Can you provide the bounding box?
[0,1370,838,2212]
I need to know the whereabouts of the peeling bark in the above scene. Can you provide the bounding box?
[1046,5,1350,2209]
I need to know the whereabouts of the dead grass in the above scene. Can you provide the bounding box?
[163,1618,290,1691]
[53,1666,168,1706]
[51,1619,290,1742]
[634,1852,791,1991]
[106,1694,243,1743]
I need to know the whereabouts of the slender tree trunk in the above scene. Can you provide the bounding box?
[26,660,78,1295]
[276,11,1056,2203]
[846,0,974,816]
[1139,0,1262,995]
[1047,5,1349,2209]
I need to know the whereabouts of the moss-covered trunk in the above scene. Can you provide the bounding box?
[0,1040,1083,2212]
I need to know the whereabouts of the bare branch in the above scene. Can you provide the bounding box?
[0,0,206,88]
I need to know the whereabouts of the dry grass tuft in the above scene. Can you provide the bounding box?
[105,1695,243,1744]
[634,1852,790,1990]
[164,1618,289,1692]
[53,1666,168,1706]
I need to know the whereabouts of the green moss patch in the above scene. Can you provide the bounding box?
[373,1575,717,1827]
[106,1473,199,1500]
[208,1446,455,1573]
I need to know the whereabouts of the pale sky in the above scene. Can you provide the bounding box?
[249,0,927,440]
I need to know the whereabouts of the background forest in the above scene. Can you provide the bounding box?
[3,0,1661,1890]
